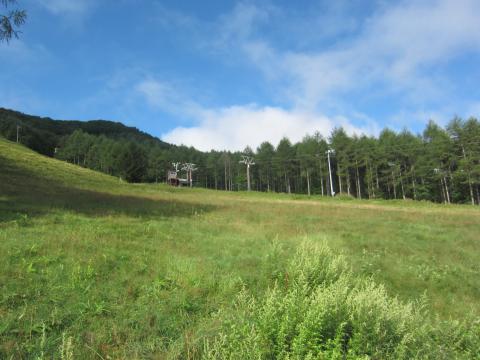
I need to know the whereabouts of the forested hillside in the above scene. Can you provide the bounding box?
[1,108,479,204]
[0,108,170,156]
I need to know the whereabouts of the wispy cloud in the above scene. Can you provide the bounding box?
[215,2,270,46]
[0,40,51,63]
[287,1,478,106]
[209,0,480,109]
[36,0,94,16]
[134,78,206,120]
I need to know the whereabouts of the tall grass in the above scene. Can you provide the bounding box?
[1,138,480,358]
[201,243,480,359]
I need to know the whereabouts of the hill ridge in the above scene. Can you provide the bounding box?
[0,107,171,156]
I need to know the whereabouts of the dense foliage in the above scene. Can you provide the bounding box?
[1,108,480,204]
[202,243,480,359]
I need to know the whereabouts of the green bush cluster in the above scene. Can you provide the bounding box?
[202,243,480,359]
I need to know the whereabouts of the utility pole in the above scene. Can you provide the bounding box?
[239,155,255,191]
[182,163,197,188]
[170,162,181,184]
[16,125,20,143]
[172,162,181,173]
[326,149,335,196]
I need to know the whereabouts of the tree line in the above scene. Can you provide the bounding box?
[52,117,480,205]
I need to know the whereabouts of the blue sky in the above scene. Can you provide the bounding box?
[1,0,480,151]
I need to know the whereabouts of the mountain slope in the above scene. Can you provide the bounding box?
[0,107,171,156]
[0,136,198,223]
[1,137,480,358]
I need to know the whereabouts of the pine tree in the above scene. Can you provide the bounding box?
[275,138,295,194]
[116,142,147,183]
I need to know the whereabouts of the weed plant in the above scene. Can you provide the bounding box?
[202,243,480,359]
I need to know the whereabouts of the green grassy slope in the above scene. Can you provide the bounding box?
[1,137,479,358]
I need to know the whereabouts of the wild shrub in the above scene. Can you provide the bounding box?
[201,242,479,359]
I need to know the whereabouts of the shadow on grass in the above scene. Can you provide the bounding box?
[0,157,217,223]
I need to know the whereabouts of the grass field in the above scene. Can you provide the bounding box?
[1,138,479,358]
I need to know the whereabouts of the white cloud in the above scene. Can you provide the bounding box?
[135,79,173,109]
[161,105,377,151]
[133,78,377,151]
[134,78,204,119]
[232,0,480,109]
[216,2,269,45]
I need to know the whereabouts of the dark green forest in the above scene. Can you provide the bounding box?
[1,107,479,204]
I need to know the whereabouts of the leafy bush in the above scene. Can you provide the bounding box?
[201,243,479,359]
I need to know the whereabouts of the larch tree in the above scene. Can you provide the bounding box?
[423,121,455,203]
[275,137,295,194]
[330,128,352,195]
[256,141,275,192]
[297,134,318,196]
[1,0,26,42]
